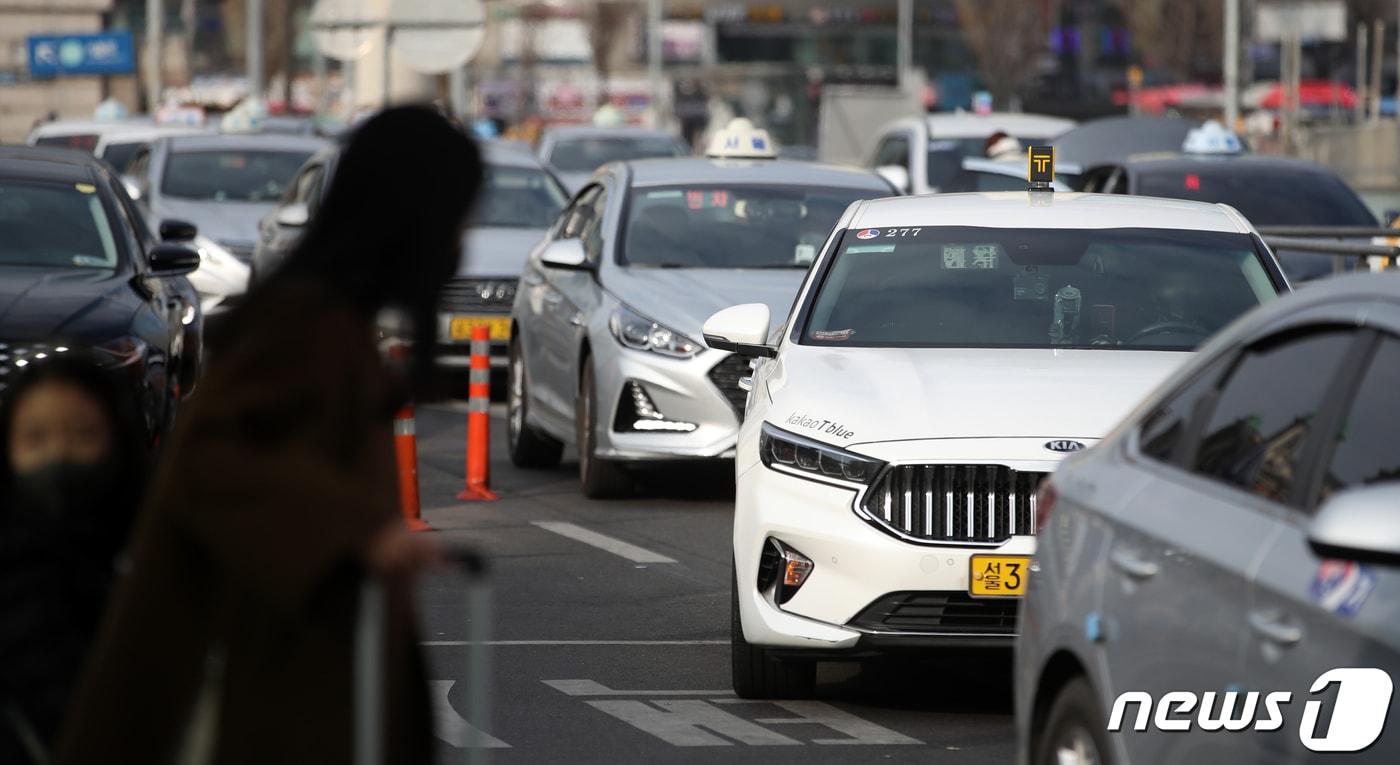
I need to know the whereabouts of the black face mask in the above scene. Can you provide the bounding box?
[10,460,121,524]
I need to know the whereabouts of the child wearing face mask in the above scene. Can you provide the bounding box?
[0,354,148,765]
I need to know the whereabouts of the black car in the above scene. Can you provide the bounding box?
[1079,153,1378,281]
[0,147,203,437]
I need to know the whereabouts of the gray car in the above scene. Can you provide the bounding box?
[122,132,329,264]
[536,125,690,194]
[1017,273,1400,764]
[506,156,895,497]
[253,141,569,372]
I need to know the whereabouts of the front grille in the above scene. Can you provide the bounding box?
[848,592,1019,635]
[706,353,750,416]
[440,278,516,313]
[861,465,1045,544]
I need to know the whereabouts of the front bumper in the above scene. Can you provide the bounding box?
[734,465,1036,652]
[591,342,746,462]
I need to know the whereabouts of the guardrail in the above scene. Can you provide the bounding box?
[1254,226,1400,273]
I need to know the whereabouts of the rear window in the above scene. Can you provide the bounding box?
[547,137,684,173]
[35,134,99,152]
[803,226,1278,350]
[161,149,312,202]
[0,180,120,269]
[1136,167,1376,226]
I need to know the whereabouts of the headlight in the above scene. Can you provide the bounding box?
[93,336,149,368]
[759,422,885,486]
[609,305,702,358]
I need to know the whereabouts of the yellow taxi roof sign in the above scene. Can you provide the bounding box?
[1027,145,1054,191]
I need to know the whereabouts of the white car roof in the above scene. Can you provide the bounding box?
[27,119,152,141]
[848,192,1252,233]
[95,125,208,148]
[887,112,1075,140]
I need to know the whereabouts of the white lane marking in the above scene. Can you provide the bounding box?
[546,679,733,697]
[431,680,510,749]
[718,699,923,745]
[423,640,725,647]
[531,521,677,564]
[587,700,801,746]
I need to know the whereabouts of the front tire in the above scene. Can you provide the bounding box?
[577,361,632,498]
[731,570,815,699]
[1035,677,1112,765]
[507,341,563,468]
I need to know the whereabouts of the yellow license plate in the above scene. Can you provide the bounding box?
[449,316,511,341]
[969,555,1030,598]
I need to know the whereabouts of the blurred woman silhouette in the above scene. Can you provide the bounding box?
[0,355,148,764]
[58,106,483,764]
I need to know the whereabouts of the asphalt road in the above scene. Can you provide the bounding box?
[410,403,1016,764]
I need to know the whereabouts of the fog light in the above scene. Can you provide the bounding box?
[614,380,697,433]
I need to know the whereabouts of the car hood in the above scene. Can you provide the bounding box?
[457,227,549,278]
[603,267,807,340]
[0,266,138,340]
[767,346,1188,448]
[154,197,273,247]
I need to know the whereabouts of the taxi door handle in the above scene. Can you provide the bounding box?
[1109,549,1159,580]
[1249,611,1303,646]
[569,313,585,327]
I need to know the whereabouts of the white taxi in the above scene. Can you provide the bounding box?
[704,168,1291,698]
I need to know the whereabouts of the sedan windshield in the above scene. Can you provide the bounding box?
[0,180,120,269]
[804,227,1278,350]
[475,165,568,228]
[161,149,313,202]
[623,185,871,268]
[547,137,683,172]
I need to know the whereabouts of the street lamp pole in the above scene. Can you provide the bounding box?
[1223,0,1239,129]
[146,0,162,109]
[248,0,264,100]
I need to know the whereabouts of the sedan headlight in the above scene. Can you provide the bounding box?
[759,422,885,485]
[609,305,701,358]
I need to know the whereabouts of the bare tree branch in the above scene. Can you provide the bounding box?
[954,0,1062,107]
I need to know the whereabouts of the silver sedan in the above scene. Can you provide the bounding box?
[507,157,894,497]
[1017,273,1400,764]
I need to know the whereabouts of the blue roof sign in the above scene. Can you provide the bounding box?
[28,32,136,78]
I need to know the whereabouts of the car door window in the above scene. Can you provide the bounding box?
[1317,335,1400,504]
[872,134,910,168]
[560,185,601,240]
[1190,329,1358,504]
[580,187,609,261]
[1138,353,1233,463]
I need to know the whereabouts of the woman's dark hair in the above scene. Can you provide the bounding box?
[0,353,150,540]
[257,105,484,397]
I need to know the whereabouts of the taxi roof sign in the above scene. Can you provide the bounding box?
[1027,145,1054,191]
[706,117,777,159]
[1182,120,1243,155]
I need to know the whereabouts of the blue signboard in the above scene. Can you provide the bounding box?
[28,32,136,78]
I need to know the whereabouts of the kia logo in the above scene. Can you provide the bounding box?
[1045,440,1086,453]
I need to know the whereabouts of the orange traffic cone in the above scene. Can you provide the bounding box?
[458,324,499,501]
[394,405,432,530]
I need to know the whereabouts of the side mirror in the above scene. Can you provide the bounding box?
[1308,483,1400,566]
[876,164,911,194]
[148,242,201,275]
[539,238,591,270]
[275,202,310,228]
[121,174,143,201]
[703,303,777,358]
[159,218,198,242]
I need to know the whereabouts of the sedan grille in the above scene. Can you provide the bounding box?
[440,278,517,313]
[860,465,1044,544]
[706,353,750,416]
[848,592,1019,635]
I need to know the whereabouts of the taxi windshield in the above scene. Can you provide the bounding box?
[161,149,313,202]
[622,185,867,269]
[803,226,1278,350]
[474,165,568,228]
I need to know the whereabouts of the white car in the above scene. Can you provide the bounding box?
[704,190,1290,698]
[868,112,1076,194]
